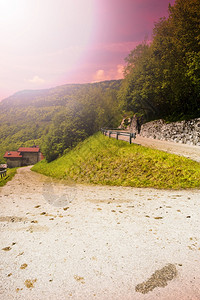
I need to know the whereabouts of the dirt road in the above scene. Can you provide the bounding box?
[0,165,200,299]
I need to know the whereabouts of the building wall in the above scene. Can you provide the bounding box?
[7,158,22,168]
[39,152,44,161]
[22,152,39,166]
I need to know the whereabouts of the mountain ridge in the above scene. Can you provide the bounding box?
[0,80,122,108]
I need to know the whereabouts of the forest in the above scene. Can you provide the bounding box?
[0,0,199,163]
[120,0,200,122]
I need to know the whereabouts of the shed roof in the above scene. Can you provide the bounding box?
[18,147,40,153]
[4,151,22,158]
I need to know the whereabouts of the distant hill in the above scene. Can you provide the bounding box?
[1,89,49,107]
[1,80,122,108]
[0,80,122,163]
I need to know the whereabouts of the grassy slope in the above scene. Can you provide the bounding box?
[0,168,17,187]
[32,133,200,189]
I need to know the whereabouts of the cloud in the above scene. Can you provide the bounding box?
[28,75,45,84]
[117,64,124,78]
[101,41,142,53]
[93,69,107,81]
[93,65,124,83]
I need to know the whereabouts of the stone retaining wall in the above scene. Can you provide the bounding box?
[130,118,200,146]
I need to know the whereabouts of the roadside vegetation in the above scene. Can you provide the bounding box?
[32,133,200,189]
[0,168,17,187]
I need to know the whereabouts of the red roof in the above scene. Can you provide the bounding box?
[4,151,22,158]
[18,147,40,153]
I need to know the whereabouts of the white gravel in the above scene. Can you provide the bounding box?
[0,164,200,299]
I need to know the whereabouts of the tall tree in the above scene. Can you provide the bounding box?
[120,0,200,121]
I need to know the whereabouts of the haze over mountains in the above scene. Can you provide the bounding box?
[1,80,121,107]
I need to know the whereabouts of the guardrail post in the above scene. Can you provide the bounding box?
[116,132,119,140]
[0,170,6,179]
[129,133,132,144]
[109,131,111,138]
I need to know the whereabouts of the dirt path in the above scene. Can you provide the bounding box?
[0,166,200,299]
[108,133,200,162]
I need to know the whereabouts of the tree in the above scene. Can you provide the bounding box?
[119,0,200,121]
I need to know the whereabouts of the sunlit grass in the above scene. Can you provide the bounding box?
[32,132,200,189]
[0,168,17,187]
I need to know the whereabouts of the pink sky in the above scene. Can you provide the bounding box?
[0,0,175,101]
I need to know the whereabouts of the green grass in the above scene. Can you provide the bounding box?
[32,132,200,189]
[0,168,17,187]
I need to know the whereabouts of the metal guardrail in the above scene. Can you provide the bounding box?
[101,128,136,144]
[0,169,7,179]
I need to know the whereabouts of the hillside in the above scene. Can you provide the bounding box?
[32,133,200,189]
[1,80,121,108]
[0,80,122,163]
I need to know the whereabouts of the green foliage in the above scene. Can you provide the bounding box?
[41,83,123,162]
[119,0,200,122]
[32,132,200,189]
[0,80,123,163]
[0,168,17,187]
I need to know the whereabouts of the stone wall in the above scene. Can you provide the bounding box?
[137,118,200,146]
[119,117,132,130]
